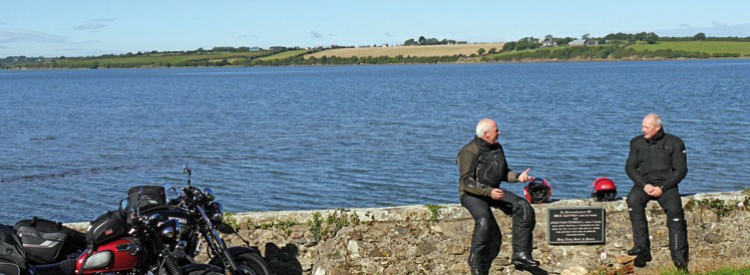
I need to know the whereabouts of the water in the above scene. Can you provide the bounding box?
[1,60,749,224]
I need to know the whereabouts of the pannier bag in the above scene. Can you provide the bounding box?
[14,217,86,264]
[0,224,26,275]
[86,210,130,247]
[127,185,166,212]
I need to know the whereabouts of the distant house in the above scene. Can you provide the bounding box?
[569,39,586,46]
[541,40,557,47]
[584,40,598,46]
[248,47,262,52]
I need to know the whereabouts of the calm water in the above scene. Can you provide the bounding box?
[1,60,749,224]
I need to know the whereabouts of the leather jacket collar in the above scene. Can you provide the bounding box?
[474,136,499,151]
[646,128,666,144]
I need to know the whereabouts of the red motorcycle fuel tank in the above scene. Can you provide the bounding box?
[75,238,140,274]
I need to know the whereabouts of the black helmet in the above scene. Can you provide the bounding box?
[524,178,552,204]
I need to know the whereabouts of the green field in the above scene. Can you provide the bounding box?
[47,51,270,68]
[8,40,750,69]
[257,49,307,61]
[628,41,750,55]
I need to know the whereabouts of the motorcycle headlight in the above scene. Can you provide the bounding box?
[158,219,181,242]
[209,201,224,223]
[203,188,216,202]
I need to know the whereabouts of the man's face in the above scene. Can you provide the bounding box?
[642,117,661,140]
[485,122,500,144]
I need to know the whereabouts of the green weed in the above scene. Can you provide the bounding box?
[695,198,737,218]
[425,204,444,222]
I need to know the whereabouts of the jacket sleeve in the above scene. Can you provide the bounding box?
[457,148,492,197]
[625,139,647,188]
[506,171,520,183]
[661,138,688,191]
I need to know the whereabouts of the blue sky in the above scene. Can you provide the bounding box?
[2,0,750,58]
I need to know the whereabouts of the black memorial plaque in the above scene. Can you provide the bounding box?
[547,207,605,244]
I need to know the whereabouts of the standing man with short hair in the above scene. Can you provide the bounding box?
[625,113,689,272]
[457,118,539,275]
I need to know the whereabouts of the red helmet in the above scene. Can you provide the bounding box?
[591,177,617,201]
[524,178,552,204]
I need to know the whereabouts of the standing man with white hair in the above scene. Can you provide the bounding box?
[625,113,689,273]
[456,118,539,275]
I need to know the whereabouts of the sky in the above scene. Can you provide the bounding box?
[2,0,750,58]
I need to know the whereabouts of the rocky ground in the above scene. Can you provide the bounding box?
[66,190,750,274]
[215,190,750,274]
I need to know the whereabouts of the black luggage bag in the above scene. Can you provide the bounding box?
[14,217,86,265]
[127,185,167,212]
[86,210,129,247]
[0,224,26,275]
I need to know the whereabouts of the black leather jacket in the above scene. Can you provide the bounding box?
[457,137,519,197]
[625,128,688,191]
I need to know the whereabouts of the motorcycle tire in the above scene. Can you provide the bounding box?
[234,253,271,275]
[184,270,224,275]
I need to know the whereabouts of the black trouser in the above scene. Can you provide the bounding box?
[626,185,689,264]
[460,189,536,269]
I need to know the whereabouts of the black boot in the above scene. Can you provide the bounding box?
[468,253,487,275]
[675,261,689,274]
[511,252,540,270]
[471,267,487,275]
[628,247,652,267]
[627,247,651,257]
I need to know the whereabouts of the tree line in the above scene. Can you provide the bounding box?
[403,36,457,46]
[485,45,741,62]
[5,32,750,69]
[499,32,750,52]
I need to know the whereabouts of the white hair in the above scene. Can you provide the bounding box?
[644,113,663,127]
[475,118,495,138]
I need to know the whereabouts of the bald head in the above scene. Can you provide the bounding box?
[476,118,499,144]
[642,113,663,140]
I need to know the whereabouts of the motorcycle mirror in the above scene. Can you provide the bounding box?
[216,223,236,234]
[183,165,192,186]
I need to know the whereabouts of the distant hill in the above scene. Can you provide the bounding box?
[3,41,749,69]
[305,43,505,58]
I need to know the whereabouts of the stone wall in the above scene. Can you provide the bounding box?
[68,191,750,274]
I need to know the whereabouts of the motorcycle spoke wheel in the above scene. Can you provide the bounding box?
[234,253,271,275]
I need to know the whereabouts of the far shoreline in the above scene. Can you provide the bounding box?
[3,55,749,71]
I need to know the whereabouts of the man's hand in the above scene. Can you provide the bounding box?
[518,168,535,182]
[490,188,505,200]
[644,183,663,198]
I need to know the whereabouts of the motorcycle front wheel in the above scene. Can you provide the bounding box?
[184,270,224,275]
[233,253,270,275]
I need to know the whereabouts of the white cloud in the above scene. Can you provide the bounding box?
[0,30,66,44]
[74,22,107,30]
[74,18,116,31]
[310,31,324,39]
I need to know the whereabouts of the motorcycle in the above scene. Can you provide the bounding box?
[18,166,267,275]
[20,206,222,275]
[68,191,224,275]
[158,166,270,275]
[83,166,269,275]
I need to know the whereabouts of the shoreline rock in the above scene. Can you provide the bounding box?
[66,190,750,274]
